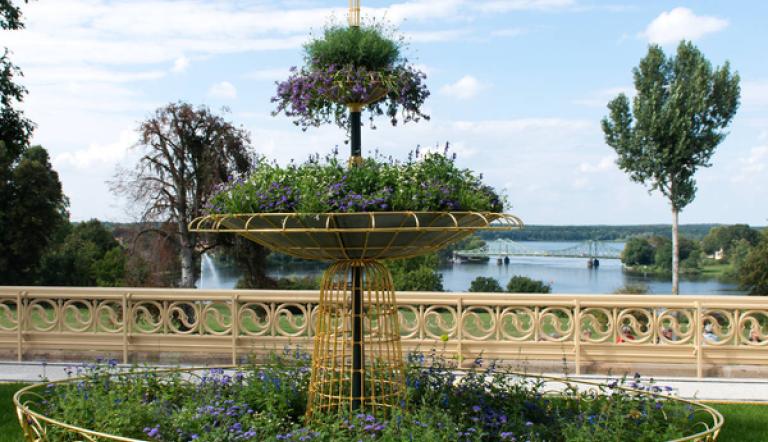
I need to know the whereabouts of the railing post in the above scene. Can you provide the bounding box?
[232,294,239,365]
[16,291,24,362]
[122,293,129,364]
[574,300,581,376]
[695,301,703,378]
[457,297,463,365]
[418,304,424,340]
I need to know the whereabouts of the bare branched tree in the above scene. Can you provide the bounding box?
[113,102,252,287]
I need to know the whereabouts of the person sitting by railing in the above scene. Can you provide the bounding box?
[616,325,635,343]
[660,326,675,343]
[703,323,719,343]
[749,328,762,344]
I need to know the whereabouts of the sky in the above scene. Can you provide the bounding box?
[3,0,768,225]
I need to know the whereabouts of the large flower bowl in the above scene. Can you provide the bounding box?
[189,211,523,261]
[13,366,724,442]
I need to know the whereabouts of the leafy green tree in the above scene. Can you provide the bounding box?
[724,239,753,280]
[738,232,768,295]
[469,276,503,293]
[387,254,443,291]
[602,41,740,294]
[37,220,125,286]
[1,146,68,284]
[113,102,253,287]
[653,236,699,272]
[92,247,126,287]
[701,224,760,259]
[621,237,655,266]
[506,275,551,294]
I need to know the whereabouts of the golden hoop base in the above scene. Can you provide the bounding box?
[307,260,405,417]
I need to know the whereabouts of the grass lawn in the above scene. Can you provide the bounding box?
[1,383,766,441]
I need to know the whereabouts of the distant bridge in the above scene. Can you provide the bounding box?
[455,240,623,260]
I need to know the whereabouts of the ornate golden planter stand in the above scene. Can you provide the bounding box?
[189,211,522,416]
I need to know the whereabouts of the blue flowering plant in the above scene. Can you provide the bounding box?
[30,350,710,442]
[206,146,504,215]
[271,22,429,130]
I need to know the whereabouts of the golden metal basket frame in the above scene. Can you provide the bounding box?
[189,211,522,416]
[189,212,523,261]
[13,366,724,442]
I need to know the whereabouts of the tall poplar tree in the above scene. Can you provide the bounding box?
[602,41,740,294]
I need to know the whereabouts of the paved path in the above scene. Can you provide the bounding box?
[2,361,767,403]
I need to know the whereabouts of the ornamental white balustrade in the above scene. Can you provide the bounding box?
[1,287,767,378]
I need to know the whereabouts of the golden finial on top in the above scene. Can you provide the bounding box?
[348,0,361,27]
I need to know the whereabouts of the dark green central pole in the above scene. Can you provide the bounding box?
[350,106,363,411]
[350,108,362,159]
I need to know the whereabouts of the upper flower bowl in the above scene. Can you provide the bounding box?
[189,212,522,261]
[197,148,521,260]
[271,22,430,129]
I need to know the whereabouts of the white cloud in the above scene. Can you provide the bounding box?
[742,80,768,109]
[452,118,592,132]
[243,68,291,81]
[491,27,527,37]
[579,156,615,173]
[573,86,633,107]
[208,81,237,100]
[733,146,768,183]
[22,66,166,83]
[440,75,485,100]
[641,7,728,44]
[54,130,136,170]
[404,29,471,43]
[476,0,575,13]
[172,56,190,73]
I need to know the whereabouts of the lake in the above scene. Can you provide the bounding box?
[198,241,744,295]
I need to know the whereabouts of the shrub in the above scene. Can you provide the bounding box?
[304,25,401,71]
[614,283,650,294]
[469,276,503,293]
[621,237,655,266]
[506,275,551,293]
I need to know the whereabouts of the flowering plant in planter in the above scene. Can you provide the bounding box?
[206,146,503,215]
[271,23,430,129]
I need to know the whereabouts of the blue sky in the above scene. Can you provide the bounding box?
[4,0,768,225]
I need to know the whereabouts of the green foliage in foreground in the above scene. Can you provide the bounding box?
[7,356,709,442]
[2,378,768,441]
[507,275,552,293]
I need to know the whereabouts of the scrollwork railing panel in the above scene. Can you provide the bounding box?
[2,288,768,375]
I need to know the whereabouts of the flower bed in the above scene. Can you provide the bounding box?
[15,352,722,442]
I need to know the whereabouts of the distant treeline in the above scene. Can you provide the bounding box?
[478,224,758,242]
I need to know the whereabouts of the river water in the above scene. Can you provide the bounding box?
[198,241,743,295]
